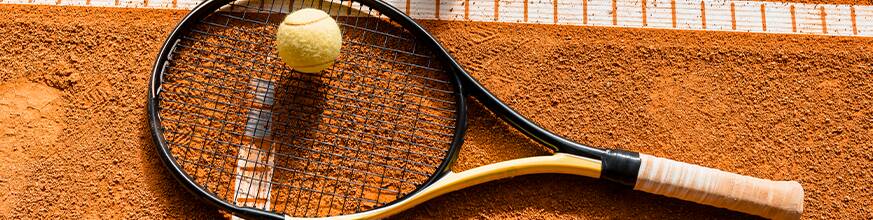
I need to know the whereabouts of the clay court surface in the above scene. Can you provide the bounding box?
[0,4,871,219]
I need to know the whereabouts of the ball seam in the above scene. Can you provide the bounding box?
[283,15,331,26]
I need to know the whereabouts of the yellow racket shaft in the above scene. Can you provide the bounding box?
[287,153,602,220]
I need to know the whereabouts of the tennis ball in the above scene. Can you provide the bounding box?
[276,8,342,73]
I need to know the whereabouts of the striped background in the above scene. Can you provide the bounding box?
[3,0,870,37]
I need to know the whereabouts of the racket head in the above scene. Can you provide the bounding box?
[147,0,469,218]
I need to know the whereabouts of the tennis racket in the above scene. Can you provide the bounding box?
[147,0,804,219]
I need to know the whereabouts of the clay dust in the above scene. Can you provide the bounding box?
[0,4,871,220]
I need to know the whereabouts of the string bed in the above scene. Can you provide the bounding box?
[154,0,459,217]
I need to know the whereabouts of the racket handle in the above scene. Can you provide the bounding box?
[634,154,803,220]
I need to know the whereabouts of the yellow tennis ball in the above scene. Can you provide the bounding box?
[276,8,342,73]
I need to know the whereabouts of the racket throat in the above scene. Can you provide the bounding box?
[598,149,642,186]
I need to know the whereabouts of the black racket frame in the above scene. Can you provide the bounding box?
[147,0,642,218]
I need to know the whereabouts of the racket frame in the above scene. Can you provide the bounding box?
[147,0,794,219]
[148,0,473,218]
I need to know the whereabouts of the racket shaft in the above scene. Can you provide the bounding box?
[285,153,602,220]
[634,154,803,220]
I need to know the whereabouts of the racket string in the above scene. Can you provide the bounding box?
[171,29,456,120]
[161,62,447,174]
[320,3,434,213]
[184,22,456,108]
[199,14,449,88]
[166,47,455,148]
[341,10,397,213]
[332,5,446,212]
[160,105,442,173]
[158,0,459,217]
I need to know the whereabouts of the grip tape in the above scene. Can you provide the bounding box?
[634,154,804,220]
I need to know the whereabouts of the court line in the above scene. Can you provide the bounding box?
[3,0,871,37]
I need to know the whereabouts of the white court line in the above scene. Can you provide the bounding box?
[6,0,867,37]
[230,78,278,220]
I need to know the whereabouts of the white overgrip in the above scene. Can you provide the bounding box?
[634,154,803,220]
